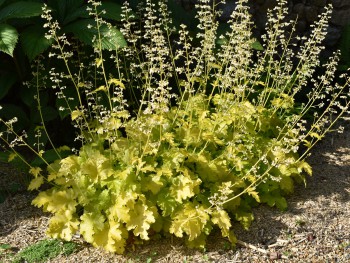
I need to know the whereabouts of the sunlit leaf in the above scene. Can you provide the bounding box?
[247,189,260,203]
[71,110,83,121]
[80,212,105,243]
[46,210,79,241]
[170,203,209,241]
[211,209,231,237]
[126,197,156,240]
[0,23,17,56]
[28,175,44,190]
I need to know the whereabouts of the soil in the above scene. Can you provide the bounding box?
[0,125,349,262]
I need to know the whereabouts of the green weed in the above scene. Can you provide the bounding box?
[11,239,78,263]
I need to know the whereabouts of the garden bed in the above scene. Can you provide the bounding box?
[0,123,349,262]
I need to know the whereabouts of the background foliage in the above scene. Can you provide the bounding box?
[0,0,350,255]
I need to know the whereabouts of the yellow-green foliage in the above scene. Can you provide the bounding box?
[31,93,311,253]
[1,0,349,255]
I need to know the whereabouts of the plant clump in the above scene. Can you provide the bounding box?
[1,0,350,254]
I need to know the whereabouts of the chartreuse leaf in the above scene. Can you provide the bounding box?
[59,156,80,175]
[80,211,105,243]
[142,174,164,194]
[20,25,54,60]
[109,192,135,224]
[71,110,84,121]
[186,232,208,249]
[309,132,323,140]
[235,210,254,230]
[0,23,18,56]
[279,176,294,193]
[32,188,77,213]
[211,209,232,237]
[92,221,127,254]
[157,191,178,217]
[170,174,201,203]
[93,189,112,211]
[28,175,44,190]
[170,203,210,241]
[0,1,43,21]
[46,156,78,184]
[81,159,99,182]
[126,196,156,240]
[46,210,79,241]
[260,191,288,211]
[247,188,260,203]
[29,154,45,172]
[298,160,312,176]
[91,224,110,250]
[105,221,128,254]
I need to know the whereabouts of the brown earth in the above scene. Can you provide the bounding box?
[0,125,349,263]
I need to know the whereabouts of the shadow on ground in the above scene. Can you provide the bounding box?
[0,127,349,262]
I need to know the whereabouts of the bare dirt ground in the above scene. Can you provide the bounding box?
[1,126,349,262]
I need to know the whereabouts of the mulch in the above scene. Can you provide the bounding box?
[0,128,349,262]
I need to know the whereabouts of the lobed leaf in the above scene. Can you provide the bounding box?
[170,174,201,203]
[46,210,79,241]
[211,209,232,237]
[28,175,44,191]
[170,203,210,241]
[80,212,105,243]
[126,197,156,240]
[92,222,127,254]
[32,188,77,213]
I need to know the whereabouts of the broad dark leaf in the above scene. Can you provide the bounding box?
[64,18,127,50]
[0,71,16,99]
[0,1,43,21]
[20,24,54,60]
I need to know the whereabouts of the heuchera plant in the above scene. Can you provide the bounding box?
[1,0,350,254]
